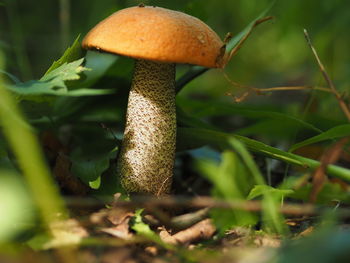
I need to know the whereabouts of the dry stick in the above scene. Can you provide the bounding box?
[254,86,332,94]
[116,197,314,216]
[160,218,216,245]
[303,29,350,121]
[144,208,210,231]
[65,196,350,217]
[170,207,210,230]
[64,195,350,219]
[222,71,333,103]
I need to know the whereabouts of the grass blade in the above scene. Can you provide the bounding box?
[0,54,67,229]
[290,124,350,152]
[192,102,322,134]
[177,127,350,181]
[228,138,286,233]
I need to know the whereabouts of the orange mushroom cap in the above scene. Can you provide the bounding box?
[82,6,224,68]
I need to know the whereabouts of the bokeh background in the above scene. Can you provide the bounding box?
[1,0,349,120]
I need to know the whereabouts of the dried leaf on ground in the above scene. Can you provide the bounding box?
[310,137,349,202]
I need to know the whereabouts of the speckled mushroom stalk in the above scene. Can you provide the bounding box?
[117,60,176,195]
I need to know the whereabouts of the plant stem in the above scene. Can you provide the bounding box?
[0,62,67,228]
[304,29,350,121]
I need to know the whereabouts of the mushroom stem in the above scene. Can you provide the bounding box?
[118,59,176,195]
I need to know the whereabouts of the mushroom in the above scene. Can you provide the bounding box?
[82,5,224,195]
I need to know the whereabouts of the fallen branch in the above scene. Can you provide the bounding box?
[160,219,216,245]
[170,208,210,230]
[65,196,350,218]
[222,72,335,103]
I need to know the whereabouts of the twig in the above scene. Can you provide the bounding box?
[303,29,350,121]
[115,196,314,215]
[64,195,350,218]
[160,219,216,245]
[170,208,210,230]
[222,70,333,99]
[222,71,334,103]
[144,208,210,231]
[253,86,332,93]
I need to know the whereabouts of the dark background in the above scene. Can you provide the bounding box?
[1,0,349,107]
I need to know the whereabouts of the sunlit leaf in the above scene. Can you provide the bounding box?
[131,209,173,249]
[0,69,67,227]
[248,185,294,200]
[0,171,34,242]
[7,59,113,99]
[8,59,85,95]
[228,138,286,233]
[45,35,83,75]
[196,150,258,230]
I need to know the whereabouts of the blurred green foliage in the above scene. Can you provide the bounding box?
[1,0,349,122]
[0,171,34,242]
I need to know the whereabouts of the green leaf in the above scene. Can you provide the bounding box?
[198,151,251,199]
[131,209,173,249]
[45,35,83,75]
[7,59,113,99]
[177,105,217,130]
[69,126,118,186]
[8,59,85,95]
[0,138,16,170]
[77,51,119,89]
[70,147,115,184]
[0,61,68,228]
[247,185,294,200]
[0,171,34,242]
[196,150,258,230]
[280,176,350,204]
[290,124,350,152]
[177,127,350,181]
[190,101,322,134]
[42,58,87,84]
[175,0,275,93]
[236,119,297,138]
[228,138,286,233]
[0,69,21,84]
[195,138,286,233]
